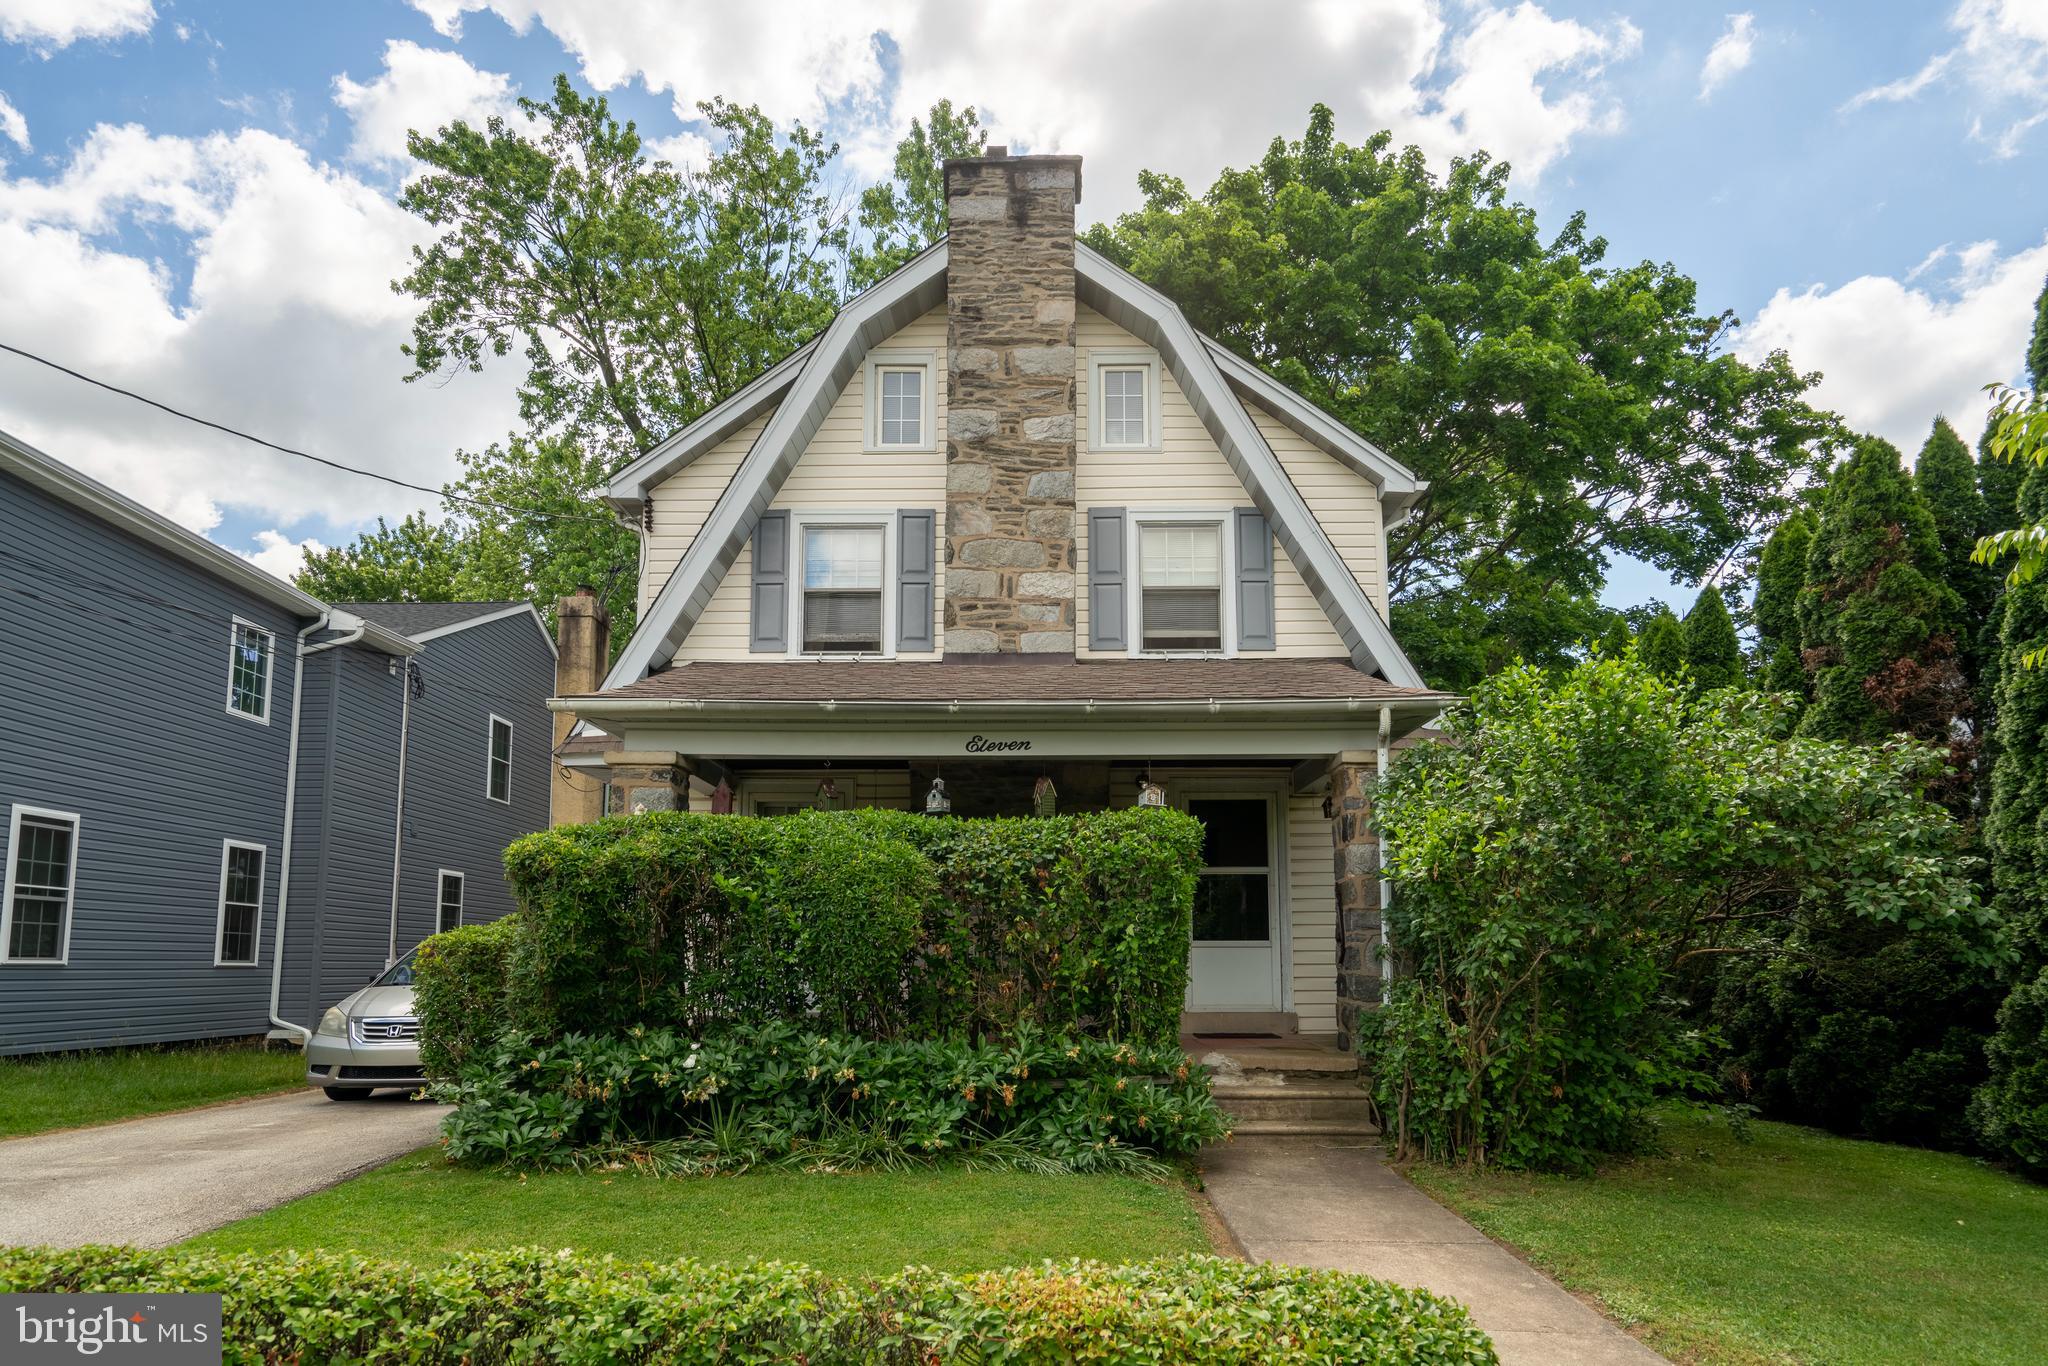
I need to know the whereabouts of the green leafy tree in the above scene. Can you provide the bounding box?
[1361,654,1985,1170]
[1754,509,1815,700]
[1636,607,1685,679]
[849,99,987,290]
[1798,436,1967,746]
[1082,105,1839,687]
[296,514,469,604]
[1682,585,1742,692]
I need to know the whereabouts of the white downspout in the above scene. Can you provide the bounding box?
[386,657,413,967]
[267,611,369,1042]
[1377,704,1393,1006]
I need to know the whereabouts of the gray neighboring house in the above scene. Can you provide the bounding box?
[0,429,555,1056]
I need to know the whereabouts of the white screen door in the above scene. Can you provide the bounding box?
[1183,794,1281,1011]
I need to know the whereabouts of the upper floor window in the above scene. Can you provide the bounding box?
[215,840,264,967]
[1100,367,1150,447]
[801,524,886,654]
[487,715,513,804]
[1090,351,1162,452]
[1139,521,1224,652]
[864,350,936,453]
[227,619,274,723]
[3,806,78,964]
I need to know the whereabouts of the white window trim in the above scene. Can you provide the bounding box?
[486,714,514,805]
[1126,509,1237,659]
[863,348,937,453]
[2,804,80,966]
[213,838,265,968]
[436,869,465,933]
[1089,349,1164,453]
[225,617,276,725]
[787,510,899,660]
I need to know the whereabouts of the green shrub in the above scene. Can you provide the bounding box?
[1363,654,1986,1172]
[440,1023,1226,1173]
[413,916,523,1079]
[0,1245,1498,1365]
[466,808,1203,1056]
[1971,966,2048,1176]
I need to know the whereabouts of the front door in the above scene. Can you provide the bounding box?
[1183,794,1282,1011]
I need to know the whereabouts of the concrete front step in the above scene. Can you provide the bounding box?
[1227,1117,1382,1136]
[1214,1080,1377,1136]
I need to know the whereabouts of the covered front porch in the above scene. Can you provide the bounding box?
[553,657,1452,1046]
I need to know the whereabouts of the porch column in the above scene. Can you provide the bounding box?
[1330,755,1381,1050]
[602,750,688,815]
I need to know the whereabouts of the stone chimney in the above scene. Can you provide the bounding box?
[943,148,1083,660]
[550,585,610,825]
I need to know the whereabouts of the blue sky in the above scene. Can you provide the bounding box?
[1,0,2044,612]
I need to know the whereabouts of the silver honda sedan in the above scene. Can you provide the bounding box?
[304,948,425,1100]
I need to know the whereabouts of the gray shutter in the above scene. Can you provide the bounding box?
[1087,507,1128,651]
[749,510,790,653]
[896,508,936,653]
[1234,506,1276,651]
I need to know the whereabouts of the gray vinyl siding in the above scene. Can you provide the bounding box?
[0,470,302,1054]
[393,613,553,947]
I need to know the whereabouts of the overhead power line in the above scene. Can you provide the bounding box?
[0,340,619,528]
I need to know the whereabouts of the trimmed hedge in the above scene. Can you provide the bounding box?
[0,1245,1499,1364]
[439,1024,1227,1171]
[414,915,522,1079]
[431,808,1204,1052]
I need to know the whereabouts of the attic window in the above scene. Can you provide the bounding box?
[876,367,924,447]
[1100,367,1149,446]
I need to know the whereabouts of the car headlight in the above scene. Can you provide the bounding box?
[317,1006,349,1037]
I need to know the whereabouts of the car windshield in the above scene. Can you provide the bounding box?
[374,948,420,988]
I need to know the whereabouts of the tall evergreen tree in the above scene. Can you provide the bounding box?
[1917,418,1998,718]
[1596,614,1633,660]
[1682,585,1742,691]
[1797,436,1967,745]
[1980,424,2028,535]
[2030,271,2048,389]
[1754,510,1815,699]
[1637,608,1686,679]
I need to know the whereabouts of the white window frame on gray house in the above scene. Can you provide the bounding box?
[862,349,936,453]
[225,617,275,724]
[2,804,80,965]
[213,838,265,967]
[1089,349,1163,452]
[486,714,513,805]
[1126,510,1236,657]
[437,870,464,933]
[789,511,898,658]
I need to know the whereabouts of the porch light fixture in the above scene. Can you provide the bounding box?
[924,777,952,815]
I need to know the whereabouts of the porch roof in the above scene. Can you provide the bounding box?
[564,657,1455,708]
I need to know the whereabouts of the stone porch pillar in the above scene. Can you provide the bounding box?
[1330,755,1382,1050]
[602,751,688,815]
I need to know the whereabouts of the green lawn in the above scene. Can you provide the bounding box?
[1408,1106,2048,1366]
[190,1148,1212,1277]
[1,1041,304,1138]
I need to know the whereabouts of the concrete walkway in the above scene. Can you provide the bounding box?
[1202,1136,1666,1366]
[0,1090,449,1249]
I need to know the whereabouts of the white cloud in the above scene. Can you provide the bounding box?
[0,0,153,50]
[406,0,1640,218]
[1844,1,2048,157]
[1737,234,2048,453]
[240,529,330,581]
[1699,13,1756,100]
[332,39,518,167]
[0,122,524,543]
[0,90,27,154]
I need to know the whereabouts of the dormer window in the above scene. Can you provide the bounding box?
[1139,521,1224,652]
[801,523,886,653]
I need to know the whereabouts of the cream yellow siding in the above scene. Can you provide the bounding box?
[1074,305,1353,657]
[736,769,912,813]
[1249,405,1389,619]
[641,415,761,616]
[659,308,950,660]
[1288,794,1339,1035]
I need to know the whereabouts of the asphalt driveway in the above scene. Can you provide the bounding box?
[0,1089,448,1248]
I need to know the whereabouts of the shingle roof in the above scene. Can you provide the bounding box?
[575,658,1453,706]
[340,601,532,638]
